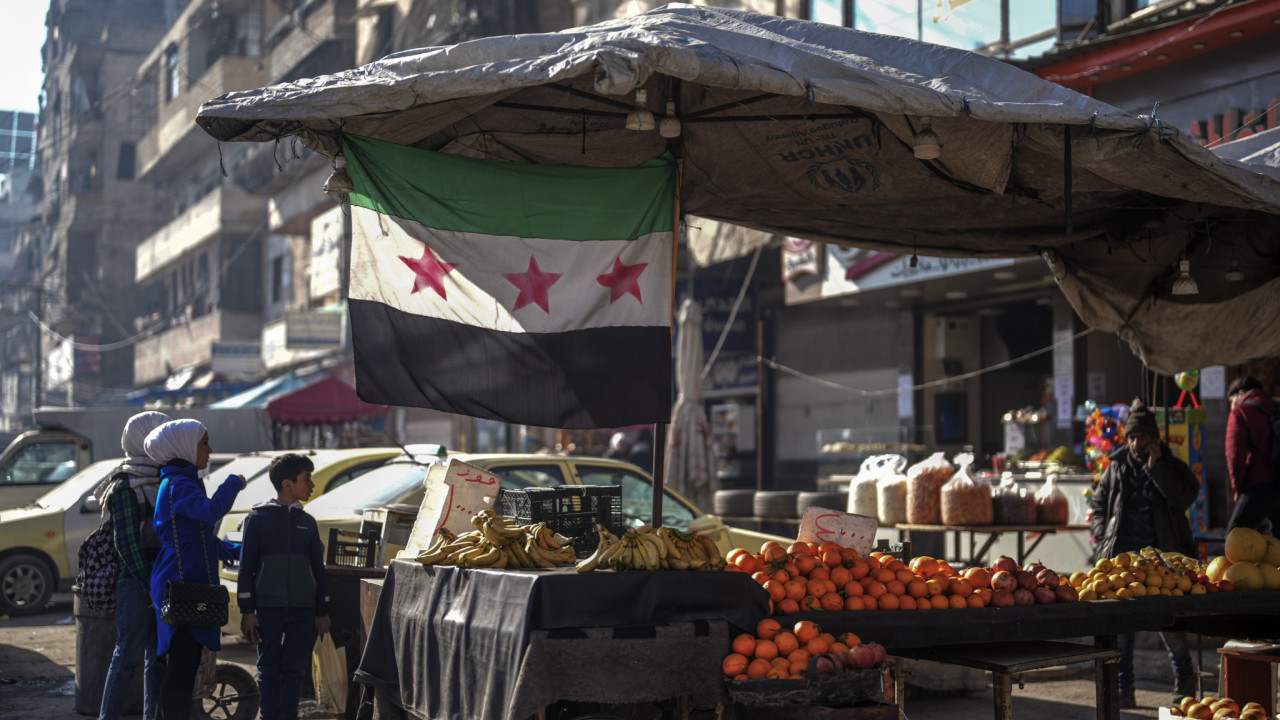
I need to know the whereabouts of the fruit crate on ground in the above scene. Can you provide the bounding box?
[727,667,885,707]
[498,486,623,558]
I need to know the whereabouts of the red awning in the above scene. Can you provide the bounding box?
[266,375,387,425]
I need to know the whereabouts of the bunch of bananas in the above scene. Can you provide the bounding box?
[415,510,577,569]
[576,525,727,572]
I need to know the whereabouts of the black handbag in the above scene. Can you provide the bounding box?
[159,489,229,629]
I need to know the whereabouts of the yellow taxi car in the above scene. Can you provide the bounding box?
[209,447,402,632]
[301,450,789,564]
[0,454,237,616]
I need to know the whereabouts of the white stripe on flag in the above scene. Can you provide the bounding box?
[348,206,673,334]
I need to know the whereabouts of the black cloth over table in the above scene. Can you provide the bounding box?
[354,560,769,720]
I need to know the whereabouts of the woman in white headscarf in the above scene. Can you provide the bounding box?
[99,410,170,720]
[145,419,246,720]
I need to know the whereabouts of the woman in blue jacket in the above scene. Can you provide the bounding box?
[145,419,245,720]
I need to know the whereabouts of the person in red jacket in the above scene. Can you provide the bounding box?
[1225,376,1278,533]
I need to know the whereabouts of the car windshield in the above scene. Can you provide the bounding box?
[304,460,434,521]
[32,459,122,509]
[203,456,276,509]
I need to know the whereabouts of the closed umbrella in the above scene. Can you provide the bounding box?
[663,297,713,512]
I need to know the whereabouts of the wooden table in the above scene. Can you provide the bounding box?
[893,523,1090,567]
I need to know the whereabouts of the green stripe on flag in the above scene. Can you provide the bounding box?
[342,134,675,242]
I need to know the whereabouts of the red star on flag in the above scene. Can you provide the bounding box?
[399,245,456,299]
[596,257,648,303]
[505,255,562,313]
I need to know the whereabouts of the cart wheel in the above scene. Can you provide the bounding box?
[192,661,260,720]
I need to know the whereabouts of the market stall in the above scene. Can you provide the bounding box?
[892,522,1090,568]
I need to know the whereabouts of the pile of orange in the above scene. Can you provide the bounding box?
[725,541,993,614]
[722,618,863,680]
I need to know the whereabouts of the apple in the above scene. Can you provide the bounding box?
[1033,587,1057,604]
[990,589,1015,607]
[1204,581,1219,593]
[1036,569,1060,588]
[993,555,1020,574]
[1015,570,1038,591]
[991,570,1019,592]
[1216,580,1235,592]
[1197,574,1212,586]
[1184,569,1199,580]
[1013,588,1035,605]
[1054,585,1079,603]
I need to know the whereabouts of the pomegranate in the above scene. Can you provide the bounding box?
[849,644,876,669]
[814,654,836,679]
[1015,570,1038,591]
[1054,585,1079,603]
[866,642,887,667]
[1013,588,1035,606]
[990,570,1018,592]
[990,589,1015,607]
[1033,587,1057,604]
[992,555,1020,574]
[1025,561,1047,575]
[1036,569,1059,588]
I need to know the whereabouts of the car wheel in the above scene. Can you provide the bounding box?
[192,661,259,720]
[0,553,54,615]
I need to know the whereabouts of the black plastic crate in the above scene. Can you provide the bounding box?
[498,485,623,558]
[326,527,380,568]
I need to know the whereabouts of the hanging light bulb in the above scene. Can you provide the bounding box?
[323,153,354,198]
[659,99,681,138]
[625,89,655,132]
[1224,257,1244,282]
[913,117,942,160]
[1170,256,1199,296]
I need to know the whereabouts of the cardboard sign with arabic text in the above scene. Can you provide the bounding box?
[400,459,502,560]
[796,506,878,559]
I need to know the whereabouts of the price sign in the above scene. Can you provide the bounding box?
[796,506,878,559]
[401,459,502,560]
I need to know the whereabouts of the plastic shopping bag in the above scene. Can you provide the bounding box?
[313,633,348,714]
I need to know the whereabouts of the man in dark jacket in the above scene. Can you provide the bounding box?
[1089,399,1199,707]
[1225,376,1278,533]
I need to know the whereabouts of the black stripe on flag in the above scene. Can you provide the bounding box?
[349,299,672,429]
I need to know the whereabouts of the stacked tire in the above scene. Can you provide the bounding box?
[753,490,800,519]
[713,489,755,518]
[795,491,847,517]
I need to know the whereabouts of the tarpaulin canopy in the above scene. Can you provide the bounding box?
[196,4,1280,374]
[266,374,388,425]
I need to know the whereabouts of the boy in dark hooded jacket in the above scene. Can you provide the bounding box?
[238,454,331,720]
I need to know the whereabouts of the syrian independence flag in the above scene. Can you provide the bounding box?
[343,134,677,429]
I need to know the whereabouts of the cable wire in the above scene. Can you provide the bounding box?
[760,327,1097,397]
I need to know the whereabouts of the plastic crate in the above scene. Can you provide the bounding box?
[498,485,623,558]
[326,527,380,568]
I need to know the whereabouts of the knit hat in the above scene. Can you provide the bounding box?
[1124,399,1160,438]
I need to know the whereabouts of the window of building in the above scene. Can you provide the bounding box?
[117,143,136,180]
[164,45,181,102]
[270,255,285,305]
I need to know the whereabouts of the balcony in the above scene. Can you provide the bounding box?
[266,0,355,80]
[134,309,263,385]
[136,185,267,283]
[135,55,268,182]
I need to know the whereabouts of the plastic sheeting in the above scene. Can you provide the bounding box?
[197,4,1280,373]
[354,560,767,720]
